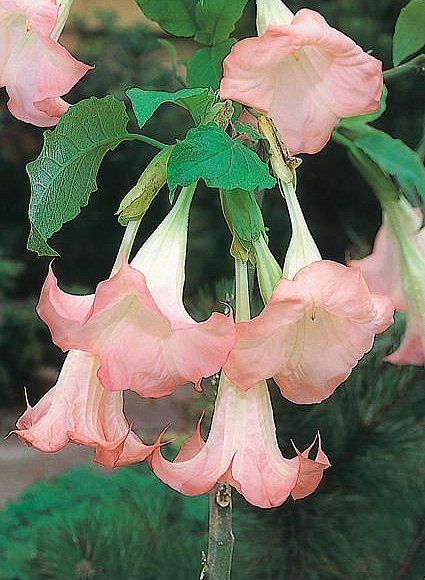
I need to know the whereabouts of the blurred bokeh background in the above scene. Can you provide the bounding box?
[0,0,424,578]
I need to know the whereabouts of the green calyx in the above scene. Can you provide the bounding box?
[117,147,173,225]
[220,189,266,263]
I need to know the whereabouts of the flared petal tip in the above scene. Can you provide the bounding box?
[291,433,331,500]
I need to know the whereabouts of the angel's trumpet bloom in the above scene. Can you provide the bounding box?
[224,127,393,403]
[37,186,235,398]
[0,0,91,126]
[14,350,156,467]
[351,198,425,365]
[150,262,330,508]
[220,3,382,154]
[150,373,329,508]
[224,261,393,403]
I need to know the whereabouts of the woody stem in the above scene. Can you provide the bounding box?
[204,484,234,580]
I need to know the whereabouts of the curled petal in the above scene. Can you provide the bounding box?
[291,434,330,500]
[14,350,156,468]
[350,225,406,311]
[0,0,91,126]
[225,261,394,403]
[224,282,307,389]
[220,8,382,154]
[385,321,425,366]
[37,261,235,397]
[150,374,329,508]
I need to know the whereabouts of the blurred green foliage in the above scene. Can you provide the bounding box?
[0,256,48,404]
[0,463,207,579]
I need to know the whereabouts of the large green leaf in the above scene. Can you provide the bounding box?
[135,0,247,45]
[167,122,276,194]
[134,0,197,38]
[187,40,236,89]
[348,126,425,198]
[393,0,425,65]
[127,87,216,128]
[194,0,248,45]
[27,96,132,256]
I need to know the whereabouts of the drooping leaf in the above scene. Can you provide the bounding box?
[167,122,276,194]
[393,0,425,65]
[135,0,247,45]
[347,126,425,199]
[187,40,236,89]
[127,87,216,128]
[117,147,172,225]
[27,96,133,256]
[339,86,388,128]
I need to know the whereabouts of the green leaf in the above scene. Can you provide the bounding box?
[127,87,216,128]
[135,0,247,45]
[117,147,172,225]
[27,96,131,256]
[393,0,425,65]
[339,86,388,128]
[167,122,276,194]
[187,40,236,89]
[28,225,59,257]
[194,0,248,45]
[349,126,425,198]
[134,0,197,38]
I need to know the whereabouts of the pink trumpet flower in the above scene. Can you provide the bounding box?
[351,198,425,365]
[224,132,393,403]
[36,186,235,398]
[150,373,329,508]
[0,0,91,126]
[220,1,382,154]
[14,350,157,467]
[224,260,393,403]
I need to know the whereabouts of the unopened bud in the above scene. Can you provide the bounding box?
[117,147,172,224]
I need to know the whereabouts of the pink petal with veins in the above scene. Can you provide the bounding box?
[220,8,382,154]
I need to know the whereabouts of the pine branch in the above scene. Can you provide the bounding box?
[394,518,425,580]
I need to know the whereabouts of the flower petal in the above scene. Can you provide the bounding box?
[291,434,331,500]
[0,0,91,126]
[14,350,155,467]
[220,8,382,154]
[224,280,307,389]
[385,320,425,365]
[350,224,406,311]
[37,261,235,397]
[226,261,393,403]
[150,374,329,508]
